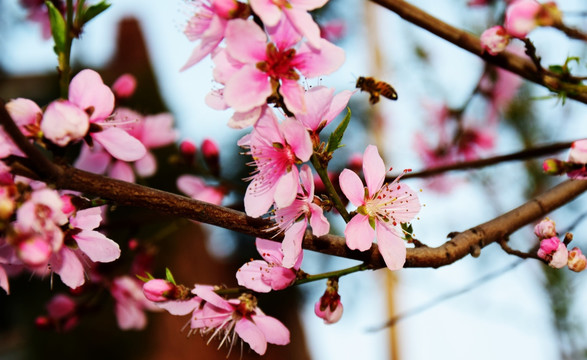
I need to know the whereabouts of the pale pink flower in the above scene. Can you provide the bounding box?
[181,0,248,71]
[567,247,587,272]
[537,236,568,269]
[504,0,541,38]
[143,279,177,302]
[190,286,290,355]
[111,276,160,330]
[5,98,43,137]
[68,207,121,264]
[236,238,301,292]
[221,18,345,115]
[567,139,587,179]
[177,175,225,205]
[339,145,421,270]
[272,165,329,267]
[41,100,90,146]
[249,0,327,49]
[295,86,353,134]
[480,26,510,55]
[239,109,313,217]
[534,218,556,239]
[16,236,52,267]
[112,74,137,99]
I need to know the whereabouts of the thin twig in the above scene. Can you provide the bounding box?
[498,238,543,261]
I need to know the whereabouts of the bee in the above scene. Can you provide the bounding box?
[356,76,398,104]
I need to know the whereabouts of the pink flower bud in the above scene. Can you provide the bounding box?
[17,237,52,266]
[143,279,176,302]
[542,158,566,175]
[202,138,220,177]
[212,0,239,18]
[180,140,198,165]
[315,278,343,324]
[568,139,587,164]
[504,0,541,38]
[480,26,510,55]
[537,236,560,259]
[112,74,137,99]
[41,100,89,146]
[549,242,569,269]
[568,247,587,272]
[534,218,556,239]
[5,98,42,137]
[60,194,76,216]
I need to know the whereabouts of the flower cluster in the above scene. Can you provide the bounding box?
[543,139,587,179]
[534,218,586,272]
[480,0,562,55]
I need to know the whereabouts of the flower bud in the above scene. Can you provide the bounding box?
[537,236,560,260]
[143,279,176,302]
[315,278,343,324]
[542,158,566,175]
[202,138,220,177]
[212,0,239,18]
[41,100,89,146]
[17,236,52,266]
[179,140,198,165]
[534,218,556,239]
[60,194,76,217]
[567,247,587,272]
[549,242,569,269]
[112,74,137,99]
[480,26,510,55]
[504,0,541,38]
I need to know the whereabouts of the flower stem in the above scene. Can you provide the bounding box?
[310,154,351,223]
[294,263,370,286]
[58,0,75,98]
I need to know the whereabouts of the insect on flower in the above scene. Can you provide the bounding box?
[356,76,398,104]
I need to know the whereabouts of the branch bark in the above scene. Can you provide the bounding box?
[369,0,587,105]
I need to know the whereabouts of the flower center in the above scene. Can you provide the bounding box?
[256,43,300,81]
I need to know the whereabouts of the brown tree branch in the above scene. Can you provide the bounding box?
[389,140,573,180]
[369,0,587,104]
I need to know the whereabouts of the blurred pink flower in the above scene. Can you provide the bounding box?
[480,26,510,55]
[111,276,160,330]
[567,247,587,272]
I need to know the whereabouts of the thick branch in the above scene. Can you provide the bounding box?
[369,0,587,104]
[390,141,573,180]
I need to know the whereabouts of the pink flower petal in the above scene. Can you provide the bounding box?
[281,220,307,268]
[70,207,102,230]
[228,106,263,129]
[139,114,176,148]
[309,203,330,236]
[180,16,226,71]
[280,79,306,115]
[274,169,298,209]
[339,169,365,207]
[244,177,277,217]
[74,230,121,262]
[236,318,267,355]
[74,144,110,174]
[376,222,406,270]
[0,266,9,294]
[134,152,157,177]
[256,238,284,264]
[296,86,334,130]
[363,145,386,197]
[325,90,354,125]
[344,214,374,251]
[192,285,234,311]
[69,69,114,121]
[156,297,201,316]
[109,160,135,183]
[225,19,268,63]
[284,8,321,49]
[224,66,273,112]
[52,248,85,289]
[236,260,273,293]
[250,0,282,27]
[269,266,296,290]
[251,314,290,345]
[295,39,345,78]
[282,118,312,161]
[92,128,147,162]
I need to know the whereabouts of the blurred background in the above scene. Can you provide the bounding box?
[1,0,587,359]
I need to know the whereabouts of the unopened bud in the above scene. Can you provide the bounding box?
[534,218,556,239]
[568,247,587,272]
[180,140,198,165]
[549,242,569,269]
[315,278,343,324]
[480,26,510,55]
[17,237,52,266]
[112,74,137,99]
[202,138,220,177]
[60,194,76,216]
[212,0,239,18]
[143,279,176,302]
[542,158,566,175]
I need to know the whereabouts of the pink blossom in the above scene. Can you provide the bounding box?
[236,238,301,292]
[68,207,121,263]
[249,0,327,49]
[143,279,177,302]
[181,0,248,71]
[202,138,221,176]
[179,139,198,165]
[504,0,541,38]
[480,26,510,55]
[221,18,345,115]
[537,237,568,269]
[295,86,353,134]
[534,218,556,239]
[177,175,225,205]
[567,247,587,272]
[5,98,43,137]
[239,109,313,217]
[41,101,90,146]
[111,74,137,99]
[38,294,79,332]
[111,276,160,330]
[339,145,421,270]
[272,165,329,267]
[190,287,290,355]
[567,139,587,179]
[16,236,52,266]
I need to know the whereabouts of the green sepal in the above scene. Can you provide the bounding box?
[136,272,155,282]
[165,267,177,285]
[46,1,66,54]
[80,1,111,26]
[325,108,351,154]
[401,222,414,242]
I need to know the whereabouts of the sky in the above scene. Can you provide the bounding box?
[2,0,587,359]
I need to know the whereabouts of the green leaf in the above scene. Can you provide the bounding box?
[325,108,351,154]
[165,268,176,285]
[136,272,155,282]
[80,1,111,25]
[46,1,66,53]
[548,65,564,75]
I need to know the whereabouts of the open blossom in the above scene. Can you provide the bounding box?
[480,26,510,55]
[190,286,290,355]
[504,0,561,39]
[237,238,301,292]
[271,165,329,267]
[295,86,353,135]
[249,0,327,49]
[339,145,421,270]
[220,18,345,115]
[239,108,312,217]
[111,276,160,330]
[537,236,568,269]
